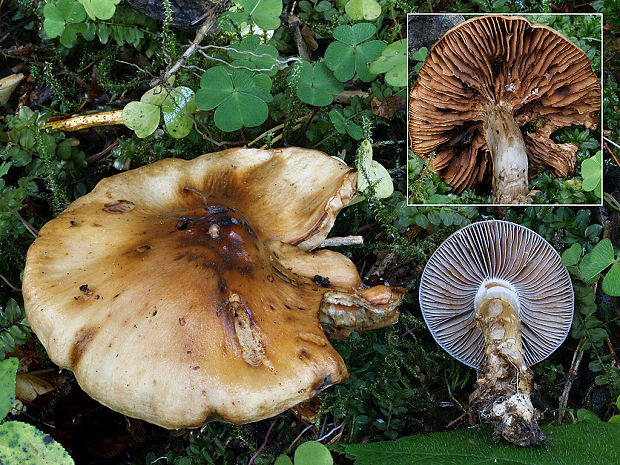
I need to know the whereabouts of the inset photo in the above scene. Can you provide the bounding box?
[407,14,603,206]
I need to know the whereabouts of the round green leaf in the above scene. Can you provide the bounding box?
[369,40,407,87]
[162,87,196,139]
[274,455,293,465]
[239,0,282,30]
[602,262,620,296]
[196,67,234,111]
[562,243,583,266]
[297,62,344,106]
[141,85,168,106]
[359,160,394,198]
[79,0,120,21]
[580,238,615,281]
[581,151,602,194]
[324,42,355,82]
[0,421,74,464]
[122,101,160,138]
[329,109,347,134]
[294,441,333,465]
[0,358,18,421]
[355,40,387,82]
[214,93,268,132]
[43,3,67,39]
[345,0,381,20]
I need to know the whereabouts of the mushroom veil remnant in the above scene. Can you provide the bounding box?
[409,15,601,204]
[23,147,404,429]
[419,220,573,445]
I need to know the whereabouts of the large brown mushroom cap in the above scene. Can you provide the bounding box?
[23,148,404,429]
[409,15,601,194]
[419,220,573,368]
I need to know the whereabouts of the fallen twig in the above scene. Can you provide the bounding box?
[320,236,364,248]
[44,110,123,132]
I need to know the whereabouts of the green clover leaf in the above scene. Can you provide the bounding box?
[581,150,602,198]
[345,0,381,20]
[324,23,386,82]
[369,39,407,87]
[229,36,280,77]
[78,0,121,21]
[238,0,282,30]
[602,262,620,296]
[122,101,160,138]
[580,238,615,282]
[0,357,18,421]
[43,0,86,39]
[196,66,272,132]
[294,441,333,465]
[296,62,344,107]
[162,86,197,139]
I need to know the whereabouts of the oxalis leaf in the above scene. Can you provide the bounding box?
[78,0,120,20]
[296,62,343,107]
[238,0,282,30]
[122,101,160,138]
[0,421,74,464]
[295,441,333,465]
[579,238,615,281]
[324,24,386,82]
[196,66,272,132]
[369,40,407,87]
[162,87,196,139]
[602,262,620,296]
[337,423,620,465]
[345,0,381,20]
[581,150,602,197]
[0,358,18,421]
[43,0,86,39]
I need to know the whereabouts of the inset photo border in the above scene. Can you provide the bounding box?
[406,13,604,207]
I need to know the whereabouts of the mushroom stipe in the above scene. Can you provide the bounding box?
[420,220,573,446]
[23,147,405,429]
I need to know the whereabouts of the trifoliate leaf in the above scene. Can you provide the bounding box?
[122,101,160,138]
[0,358,18,421]
[294,441,333,465]
[369,40,407,87]
[297,62,344,107]
[196,66,271,132]
[0,421,74,464]
[580,238,615,281]
[325,24,385,82]
[238,0,282,30]
[162,86,196,139]
[196,67,235,111]
[345,0,381,20]
[43,0,86,38]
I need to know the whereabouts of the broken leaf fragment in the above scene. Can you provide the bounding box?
[0,421,74,465]
[0,73,24,105]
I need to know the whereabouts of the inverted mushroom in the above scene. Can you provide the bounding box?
[419,220,573,445]
[409,15,601,204]
[23,147,404,429]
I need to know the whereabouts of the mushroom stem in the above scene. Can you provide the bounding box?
[483,102,529,204]
[470,281,545,446]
